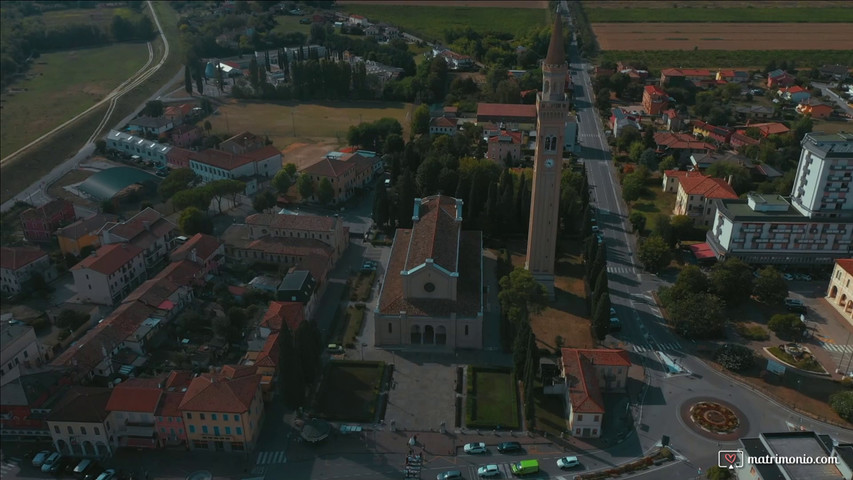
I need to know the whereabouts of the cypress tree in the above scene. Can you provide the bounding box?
[184,64,192,94]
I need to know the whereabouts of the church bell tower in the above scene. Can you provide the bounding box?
[525,14,569,298]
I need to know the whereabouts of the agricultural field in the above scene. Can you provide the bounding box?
[203,100,414,149]
[592,23,853,51]
[338,4,550,42]
[40,6,127,29]
[338,0,547,8]
[595,49,853,72]
[584,6,853,23]
[0,43,149,160]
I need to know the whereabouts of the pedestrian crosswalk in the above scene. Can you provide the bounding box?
[0,459,19,476]
[607,266,636,274]
[256,450,287,465]
[821,343,853,354]
[634,342,682,353]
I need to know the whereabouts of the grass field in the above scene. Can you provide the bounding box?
[584,6,853,23]
[340,4,550,42]
[205,100,413,149]
[314,361,385,422]
[466,367,519,430]
[595,50,853,72]
[273,15,312,37]
[0,43,149,159]
[40,6,125,29]
[593,23,853,51]
[631,179,677,231]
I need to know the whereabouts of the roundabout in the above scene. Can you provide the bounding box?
[680,397,749,441]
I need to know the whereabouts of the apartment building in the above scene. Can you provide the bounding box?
[673,174,739,226]
[0,247,55,295]
[57,214,118,257]
[105,377,163,449]
[47,387,114,458]
[0,320,46,386]
[100,208,179,271]
[188,146,282,195]
[20,199,76,243]
[72,244,146,305]
[642,85,669,115]
[790,132,853,219]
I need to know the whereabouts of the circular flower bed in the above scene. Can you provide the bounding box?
[689,401,740,434]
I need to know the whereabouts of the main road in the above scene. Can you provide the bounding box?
[564,3,853,474]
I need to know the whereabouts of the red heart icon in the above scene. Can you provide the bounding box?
[724,453,737,464]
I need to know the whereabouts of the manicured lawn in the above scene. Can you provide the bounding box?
[204,100,413,148]
[350,271,376,302]
[767,347,827,374]
[342,4,549,42]
[630,178,676,232]
[343,305,366,347]
[314,360,385,422]
[584,7,853,23]
[466,367,519,430]
[0,42,149,159]
[733,322,770,341]
[273,15,313,37]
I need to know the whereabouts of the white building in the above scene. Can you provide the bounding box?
[790,132,853,219]
[0,246,55,295]
[99,207,179,271]
[105,130,172,165]
[47,387,114,458]
[71,243,147,305]
[188,146,282,195]
[827,259,853,325]
[0,319,46,386]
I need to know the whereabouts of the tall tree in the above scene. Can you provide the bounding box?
[278,326,305,408]
[295,322,322,384]
[250,55,260,87]
[184,64,193,94]
[709,257,754,306]
[498,268,547,326]
[297,175,314,201]
[753,266,788,305]
[638,235,670,273]
[206,179,246,214]
[373,181,391,228]
[592,292,611,340]
[317,178,334,205]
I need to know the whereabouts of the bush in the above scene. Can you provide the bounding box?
[715,344,755,371]
[734,323,770,341]
[830,391,853,422]
[768,313,807,341]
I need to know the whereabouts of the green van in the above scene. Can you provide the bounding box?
[510,459,539,476]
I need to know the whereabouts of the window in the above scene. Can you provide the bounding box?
[575,428,581,434]
[464,325,469,335]
[236,427,243,435]
[594,415,600,422]
[223,414,229,421]
[211,414,217,421]
[202,425,208,434]
[423,282,435,293]
[81,426,87,434]
[68,426,74,434]
[161,427,166,433]
[94,427,100,435]
[577,415,583,421]
[234,415,240,421]
[178,428,183,435]
[388,323,393,334]
[189,425,196,433]
[54,425,60,433]
[592,429,598,435]
[186,413,193,419]
[200,413,205,420]
[214,426,220,436]
[225,427,231,435]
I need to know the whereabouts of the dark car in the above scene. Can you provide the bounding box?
[49,455,76,475]
[497,441,522,453]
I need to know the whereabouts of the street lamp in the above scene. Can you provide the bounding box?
[361,342,367,360]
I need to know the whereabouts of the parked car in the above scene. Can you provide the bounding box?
[463,442,487,454]
[785,298,807,314]
[497,441,522,453]
[32,451,52,467]
[436,471,464,480]
[40,453,62,473]
[327,344,345,354]
[95,469,117,480]
[74,459,101,479]
[557,456,580,469]
[477,464,500,477]
[591,226,600,233]
[610,316,622,332]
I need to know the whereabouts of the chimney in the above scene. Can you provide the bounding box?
[727,175,733,185]
[190,248,198,264]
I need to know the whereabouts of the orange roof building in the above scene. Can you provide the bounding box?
[828,259,853,323]
[674,174,738,226]
[559,348,631,438]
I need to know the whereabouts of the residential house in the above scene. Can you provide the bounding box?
[277,270,318,320]
[106,130,172,166]
[219,131,267,155]
[348,14,368,26]
[155,370,193,448]
[258,301,305,338]
[241,332,279,399]
[433,48,474,70]
[170,125,202,148]
[779,85,811,103]
[741,121,790,138]
[690,151,752,171]
[609,108,641,137]
[166,147,193,169]
[692,120,733,145]
[734,105,775,120]
[730,131,761,148]
[128,116,175,137]
[673,174,739,226]
[105,377,163,449]
[169,233,224,278]
[71,244,146,305]
[660,68,715,88]
[375,196,484,349]
[163,103,195,126]
[47,387,113,458]
[20,199,76,243]
[122,259,202,324]
[642,85,669,115]
[476,103,537,127]
[179,365,265,452]
[0,320,46,386]
[661,170,706,193]
[662,109,683,131]
[616,62,648,82]
[100,207,179,271]
[57,214,118,257]
[767,69,795,88]
[736,431,846,479]
[818,64,849,82]
[429,116,457,136]
[486,130,523,166]
[299,153,380,204]
[796,99,834,119]
[827,259,853,324]
[244,212,347,262]
[0,246,55,295]
[0,370,70,441]
[716,70,749,84]
[189,146,282,196]
[653,132,715,162]
[558,348,631,438]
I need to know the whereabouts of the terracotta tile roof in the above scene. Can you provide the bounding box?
[574,348,632,367]
[477,103,537,121]
[167,147,194,166]
[692,120,733,138]
[20,199,74,222]
[0,246,48,270]
[837,259,853,275]
[297,254,330,283]
[179,368,261,414]
[654,132,715,151]
[190,145,280,171]
[731,132,760,146]
[430,116,456,128]
[745,122,790,137]
[105,208,177,245]
[781,85,807,94]
[301,157,355,178]
[47,387,112,423]
[561,350,605,414]
[246,236,333,259]
[156,391,185,417]
[661,68,712,77]
[260,301,305,332]
[679,175,738,199]
[255,332,280,368]
[170,233,222,263]
[124,277,180,307]
[171,124,200,135]
[488,131,522,144]
[71,243,143,275]
[663,170,705,180]
[404,195,461,273]
[644,85,667,96]
[379,229,482,317]
[106,377,164,413]
[246,213,337,232]
[165,370,194,391]
[57,214,119,240]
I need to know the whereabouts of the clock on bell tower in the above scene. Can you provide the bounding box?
[525,13,569,299]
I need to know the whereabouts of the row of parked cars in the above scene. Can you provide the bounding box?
[32,452,116,480]
[439,442,580,478]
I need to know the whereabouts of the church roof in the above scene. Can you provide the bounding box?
[544,14,565,65]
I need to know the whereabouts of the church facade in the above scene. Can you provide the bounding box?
[375,196,484,349]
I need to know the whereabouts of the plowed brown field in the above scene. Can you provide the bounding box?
[593,22,853,50]
[337,0,547,7]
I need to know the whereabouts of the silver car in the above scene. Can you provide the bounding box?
[477,464,500,477]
